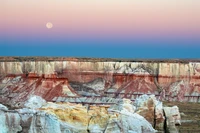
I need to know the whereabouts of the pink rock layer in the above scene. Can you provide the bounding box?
[0,57,200,108]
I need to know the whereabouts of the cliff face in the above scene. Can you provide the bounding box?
[1,57,199,132]
[0,58,200,107]
[0,57,200,107]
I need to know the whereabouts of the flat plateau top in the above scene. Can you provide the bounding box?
[0,57,200,63]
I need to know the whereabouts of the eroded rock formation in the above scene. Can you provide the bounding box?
[0,57,199,132]
[0,95,180,133]
[0,57,200,105]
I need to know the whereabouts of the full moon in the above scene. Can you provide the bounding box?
[46,22,53,29]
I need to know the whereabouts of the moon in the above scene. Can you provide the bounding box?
[46,22,53,29]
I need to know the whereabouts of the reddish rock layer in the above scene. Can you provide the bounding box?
[0,57,200,107]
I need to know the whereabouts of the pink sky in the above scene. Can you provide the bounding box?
[1,0,200,44]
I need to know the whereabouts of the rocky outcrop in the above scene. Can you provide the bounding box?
[163,106,181,133]
[135,95,165,130]
[0,95,181,133]
[0,110,22,133]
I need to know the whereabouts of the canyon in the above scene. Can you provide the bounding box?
[0,57,200,132]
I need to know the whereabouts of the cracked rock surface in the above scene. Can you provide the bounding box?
[0,95,181,133]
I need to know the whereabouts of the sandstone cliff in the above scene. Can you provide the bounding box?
[0,57,199,132]
[0,57,199,106]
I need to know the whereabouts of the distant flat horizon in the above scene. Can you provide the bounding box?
[0,44,199,58]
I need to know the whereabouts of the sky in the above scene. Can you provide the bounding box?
[0,0,200,58]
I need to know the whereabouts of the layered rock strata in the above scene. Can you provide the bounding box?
[0,57,198,132]
[0,57,200,105]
